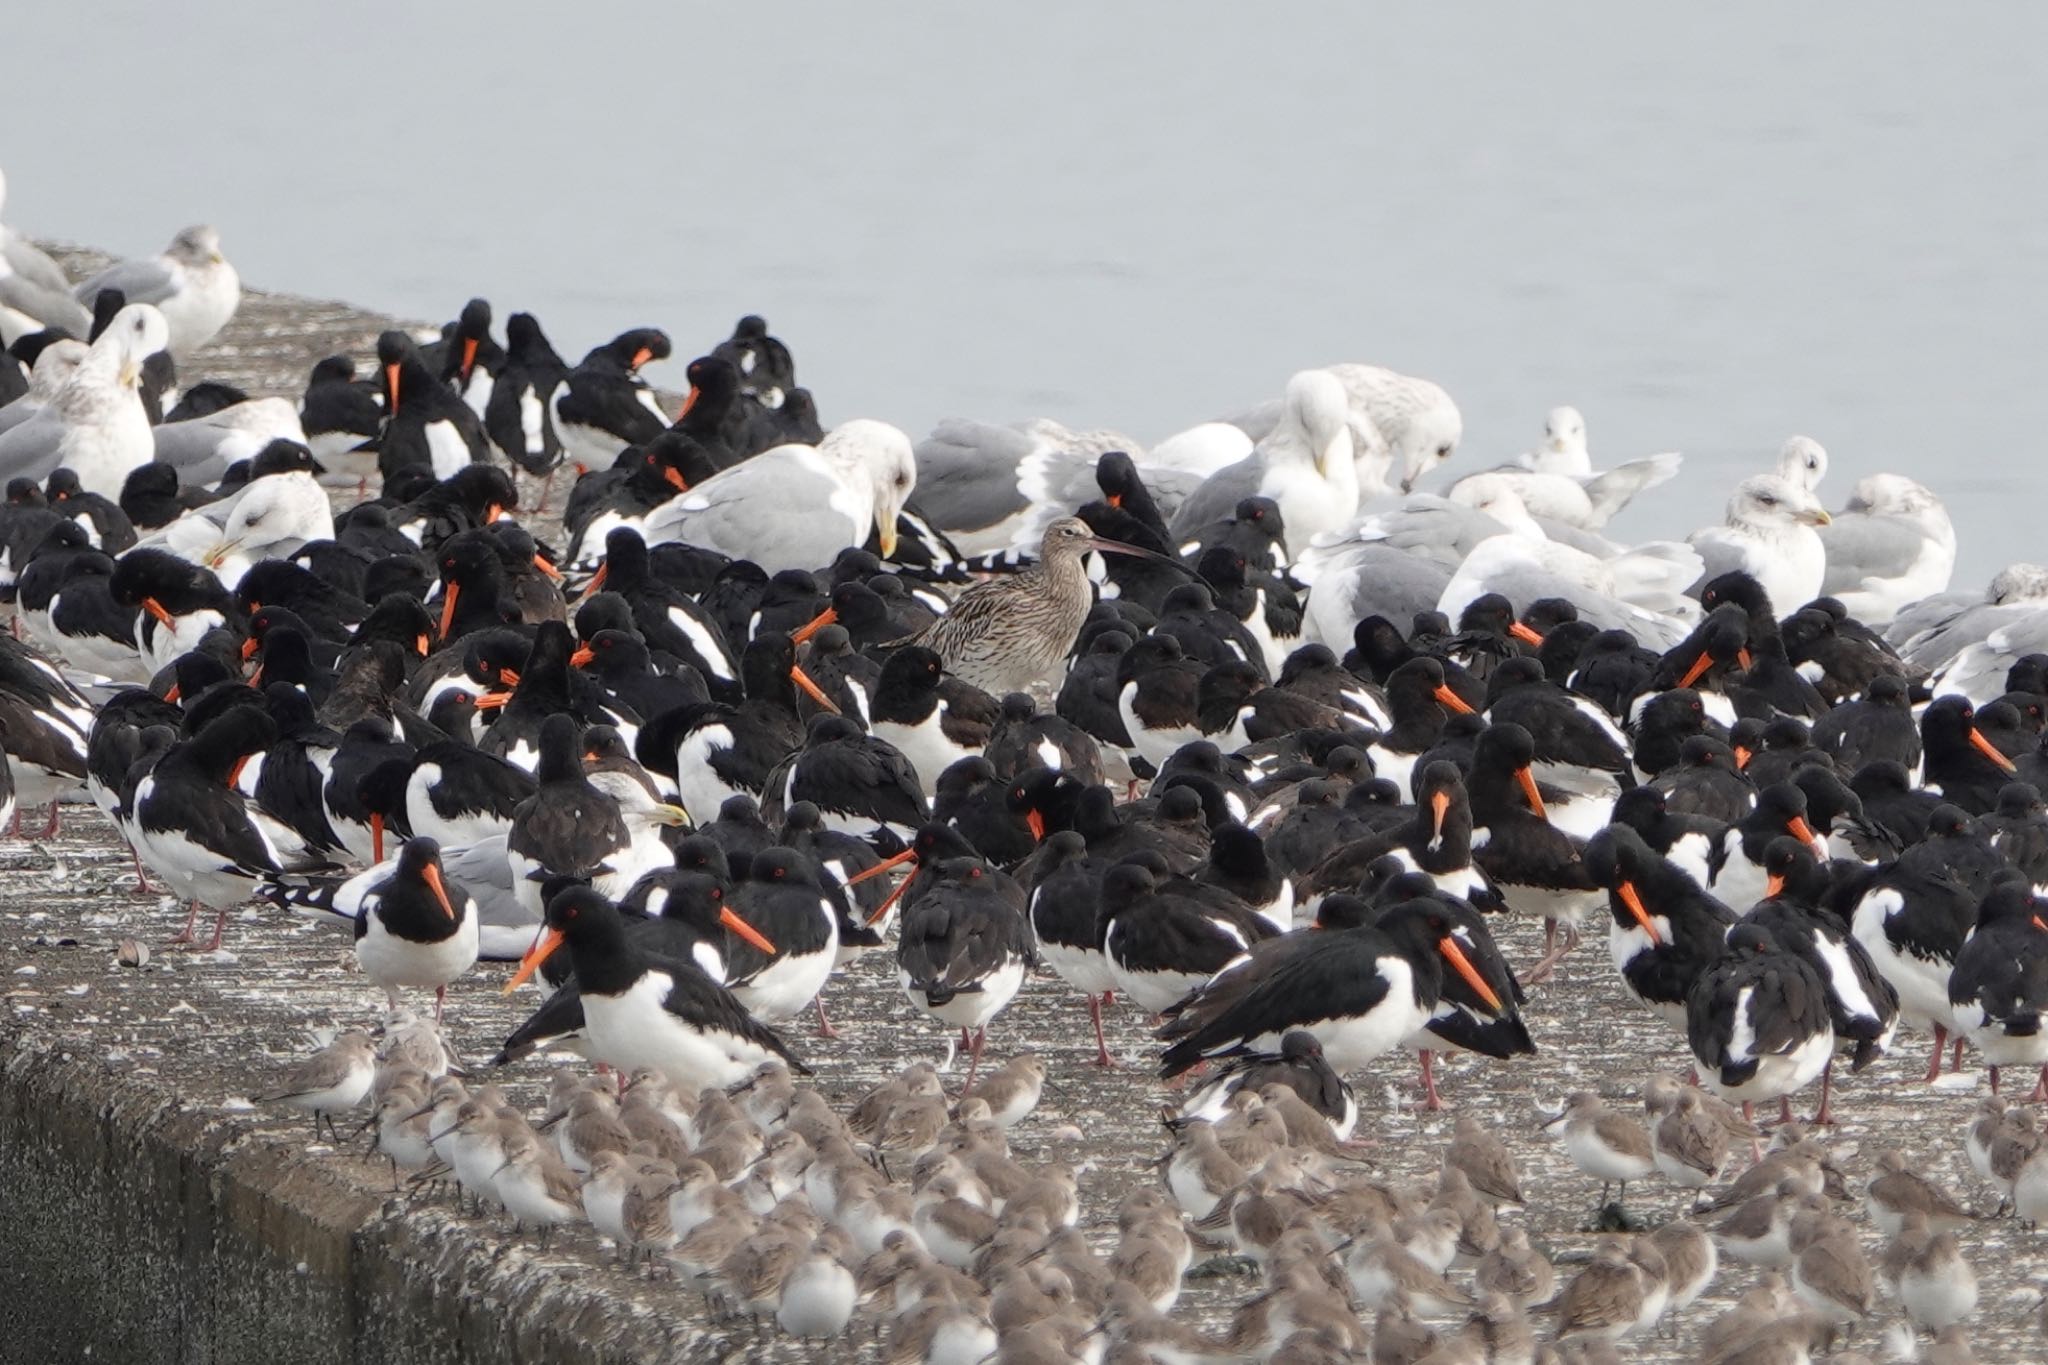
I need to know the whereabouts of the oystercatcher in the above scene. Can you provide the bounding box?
[1582,824,1738,1029]
[1024,830,1117,1066]
[375,330,489,480]
[1464,721,1601,980]
[338,836,480,1020]
[1300,761,1504,913]
[1686,923,1836,1125]
[580,527,736,691]
[1100,858,1281,1014]
[634,632,824,822]
[1370,872,1533,1109]
[504,886,803,1091]
[896,856,1033,1092]
[760,713,929,848]
[1156,894,1504,1078]
[0,631,93,836]
[1851,804,2007,1080]
[1708,782,1828,911]
[1742,837,1898,1122]
[130,705,285,950]
[1920,695,2019,815]
[718,848,842,1027]
[482,312,569,484]
[1947,879,2048,1100]
[867,646,998,798]
[1177,1030,1358,1140]
[552,328,673,469]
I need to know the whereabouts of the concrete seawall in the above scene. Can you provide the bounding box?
[0,951,691,1365]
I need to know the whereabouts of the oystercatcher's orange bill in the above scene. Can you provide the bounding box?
[719,907,777,955]
[1509,621,1544,647]
[790,663,840,714]
[422,861,457,922]
[1437,935,1503,1012]
[791,607,837,645]
[865,872,913,926]
[1433,683,1474,716]
[437,582,460,640]
[1970,727,2018,774]
[1618,881,1661,945]
[847,845,917,886]
[504,927,566,993]
[1516,767,1547,822]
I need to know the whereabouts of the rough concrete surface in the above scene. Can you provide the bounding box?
[0,263,2043,1363]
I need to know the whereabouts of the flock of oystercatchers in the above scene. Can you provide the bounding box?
[3,172,2047,1360]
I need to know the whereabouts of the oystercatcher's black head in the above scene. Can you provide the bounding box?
[1699,570,1773,623]
[507,886,627,995]
[670,835,733,882]
[1974,877,2045,931]
[598,327,671,372]
[1760,836,1827,903]
[534,712,587,784]
[1315,894,1375,931]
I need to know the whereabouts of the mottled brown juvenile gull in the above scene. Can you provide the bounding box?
[74,224,239,358]
[640,418,915,573]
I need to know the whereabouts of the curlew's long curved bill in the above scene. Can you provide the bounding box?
[1076,535,1196,574]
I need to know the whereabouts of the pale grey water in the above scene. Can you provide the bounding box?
[8,5,2045,584]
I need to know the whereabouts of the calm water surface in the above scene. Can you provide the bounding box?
[9,5,2045,583]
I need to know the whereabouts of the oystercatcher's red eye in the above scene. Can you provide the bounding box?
[968,867,982,878]
[711,888,722,901]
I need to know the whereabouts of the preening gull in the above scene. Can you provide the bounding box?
[640,418,915,573]
[1931,605,2048,705]
[146,439,333,583]
[1465,405,1683,529]
[0,338,87,437]
[1434,480,1701,650]
[74,225,239,359]
[1686,474,1831,616]
[1815,473,1955,627]
[1891,562,2048,668]
[0,168,92,343]
[1223,363,1462,493]
[0,302,167,496]
[151,395,306,487]
[1168,369,1362,557]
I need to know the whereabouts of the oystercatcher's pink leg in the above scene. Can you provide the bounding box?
[1808,1060,1837,1126]
[1922,1025,1948,1083]
[169,900,203,946]
[1419,1050,1445,1112]
[1087,993,1115,1068]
